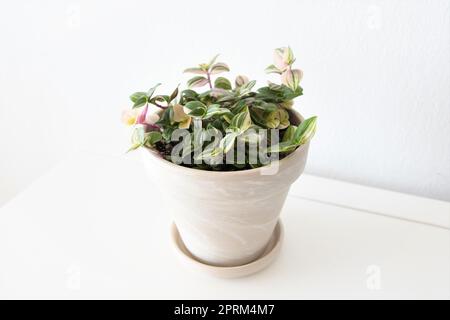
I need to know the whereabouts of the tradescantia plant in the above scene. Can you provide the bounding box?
[122,47,317,171]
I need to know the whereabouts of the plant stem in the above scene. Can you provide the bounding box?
[206,72,212,89]
[152,102,168,109]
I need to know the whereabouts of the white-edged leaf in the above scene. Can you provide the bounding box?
[292,116,317,145]
[129,125,146,151]
[238,80,256,95]
[203,104,232,119]
[169,85,179,101]
[210,62,230,74]
[282,125,297,143]
[187,76,209,88]
[265,64,282,74]
[214,77,232,90]
[183,67,207,75]
[230,108,252,132]
[183,101,207,118]
[268,141,297,153]
[219,131,239,153]
[281,68,303,91]
[235,75,249,87]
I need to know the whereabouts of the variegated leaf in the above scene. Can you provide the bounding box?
[282,68,303,91]
[235,75,249,87]
[203,104,232,120]
[183,67,208,75]
[183,101,207,118]
[210,62,230,74]
[230,108,252,132]
[264,64,282,74]
[145,131,162,146]
[282,125,297,143]
[238,80,256,95]
[219,131,239,153]
[187,76,209,88]
[130,92,147,103]
[214,77,232,90]
[132,95,148,109]
[292,116,317,145]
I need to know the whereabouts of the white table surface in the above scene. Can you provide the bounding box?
[0,153,449,299]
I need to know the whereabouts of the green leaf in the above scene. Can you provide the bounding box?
[282,125,297,142]
[220,131,239,153]
[194,129,222,162]
[203,104,232,119]
[147,83,161,98]
[130,92,147,103]
[187,109,206,118]
[265,110,281,129]
[169,86,179,102]
[187,76,209,88]
[292,116,317,145]
[268,117,317,154]
[210,62,230,75]
[132,95,148,109]
[252,101,278,113]
[181,89,198,103]
[216,93,236,103]
[199,63,210,71]
[231,100,248,114]
[156,106,173,126]
[214,77,232,90]
[194,145,216,162]
[238,80,256,96]
[184,101,207,118]
[145,131,162,146]
[198,90,213,99]
[268,141,297,153]
[162,126,176,141]
[256,84,303,103]
[230,107,252,132]
[283,85,303,100]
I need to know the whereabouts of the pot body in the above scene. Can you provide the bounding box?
[141,141,309,267]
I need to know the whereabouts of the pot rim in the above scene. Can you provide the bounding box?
[143,110,309,177]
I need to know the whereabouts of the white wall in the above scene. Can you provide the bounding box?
[1,0,449,205]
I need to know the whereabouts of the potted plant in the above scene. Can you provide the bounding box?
[122,47,317,271]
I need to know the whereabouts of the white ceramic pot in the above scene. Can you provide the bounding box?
[141,112,310,267]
